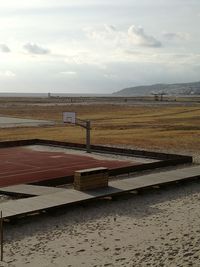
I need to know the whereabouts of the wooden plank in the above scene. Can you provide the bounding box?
[0,165,199,219]
[0,184,64,196]
[74,167,108,190]
[75,167,108,174]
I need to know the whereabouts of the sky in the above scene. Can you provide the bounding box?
[0,0,200,94]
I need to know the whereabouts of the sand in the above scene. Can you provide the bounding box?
[27,145,158,163]
[0,116,55,128]
[1,176,199,267]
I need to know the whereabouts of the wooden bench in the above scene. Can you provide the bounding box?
[74,167,108,191]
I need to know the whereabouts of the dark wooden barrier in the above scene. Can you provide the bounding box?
[0,139,193,186]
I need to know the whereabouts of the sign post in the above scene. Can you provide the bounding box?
[63,112,91,153]
[86,120,91,153]
[0,211,3,262]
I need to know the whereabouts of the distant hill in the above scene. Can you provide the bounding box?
[113,81,200,96]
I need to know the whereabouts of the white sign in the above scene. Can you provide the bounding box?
[63,112,76,124]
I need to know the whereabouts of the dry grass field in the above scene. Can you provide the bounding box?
[0,98,199,155]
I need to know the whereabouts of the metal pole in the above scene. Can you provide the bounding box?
[86,120,91,153]
[0,211,3,262]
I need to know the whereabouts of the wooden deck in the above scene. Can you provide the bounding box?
[0,165,199,220]
[0,184,65,196]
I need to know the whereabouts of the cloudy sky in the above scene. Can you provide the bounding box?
[0,0,200,94]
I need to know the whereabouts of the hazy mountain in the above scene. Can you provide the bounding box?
[113,81,200,96]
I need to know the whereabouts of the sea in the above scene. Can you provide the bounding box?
[0,93,198,98]
[0,93,113,98]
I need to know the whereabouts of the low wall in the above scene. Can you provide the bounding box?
[0,139,193,186]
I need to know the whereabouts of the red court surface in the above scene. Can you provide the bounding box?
[0,146,138,187]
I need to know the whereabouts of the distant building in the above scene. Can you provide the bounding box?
[152,92,167,101]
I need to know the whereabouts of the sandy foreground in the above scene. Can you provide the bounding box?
[0,175,199,267]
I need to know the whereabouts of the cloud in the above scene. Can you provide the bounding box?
[162,31,190,41]
[128,25,162,47]
[84,24,117,41]
[0,70,15,77]
[104,24,117,33]
[0,44,11,53]
[23,43,50,55]
[85,24,161,49]
[60,71,77,75]
[103,72,117,79]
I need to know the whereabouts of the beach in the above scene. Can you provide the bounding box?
[1,174,199,267]
[0,99,198,266]
[1,0,200,264]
